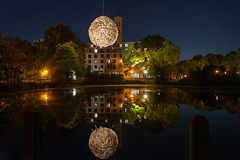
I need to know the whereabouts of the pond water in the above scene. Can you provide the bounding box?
[0,85,240,160]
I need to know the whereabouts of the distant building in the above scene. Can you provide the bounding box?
[84,15,135,78]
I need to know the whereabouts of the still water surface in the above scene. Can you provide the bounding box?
[0,85,240,160]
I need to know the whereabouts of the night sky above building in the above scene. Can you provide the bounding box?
[1,0,240,60]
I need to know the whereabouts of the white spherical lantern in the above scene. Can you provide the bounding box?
[89,126,118,159]
[89,16,118,48]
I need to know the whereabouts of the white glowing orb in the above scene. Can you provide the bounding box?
[89,16,118,48]
[89,127,118,159]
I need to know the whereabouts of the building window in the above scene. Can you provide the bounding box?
[119,54,122,58]
[119,44,122,47]
[107,109,110,112]
[101,109,104,112]
[101,54,104,58]
[125,43,128,47]
[107,54,110,58]
[88,108,91,112]
[94,49,98,53]
[113,109,116,112]
[91,44,93,48]
[101,98,104,102]
[101,60,104,63]
[94,109,97,112]
[89,49,92,53]
[113,54,116,58]
[94,54,97,58]
[101,65,104,69]
[88,54,91,58]
[94,65,97,69]
[107,60,110,63]
[100,103,104,107]
[107,49,110,52]
[113,60,116,63]
[113,49,116,52]
[88,60,91,63]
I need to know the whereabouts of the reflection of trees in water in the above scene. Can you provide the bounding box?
[178,88,240,117]
[0,89,86,137]
[123,89,180,133]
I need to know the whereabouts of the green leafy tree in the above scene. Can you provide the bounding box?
[134,34,165,51]
[48,41,86,83]
[34,22,85,67]
[147,40,181,79]
[222,51,240,68]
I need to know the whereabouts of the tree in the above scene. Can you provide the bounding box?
[205,53,219,65]
[48,41,86,83]
[222,51,240,68]
[34,22,85,64]
[0,35,34,85]
[134,34,165,51]
[147,40,181,79]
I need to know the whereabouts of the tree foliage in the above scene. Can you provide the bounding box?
[48,41,86,83]
[0,34,34,84]
[123,35,181,80]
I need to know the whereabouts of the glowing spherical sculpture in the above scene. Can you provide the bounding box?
[89,126,118,159]
[89,16,118,48]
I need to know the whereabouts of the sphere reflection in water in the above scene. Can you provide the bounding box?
[89,126,118,159]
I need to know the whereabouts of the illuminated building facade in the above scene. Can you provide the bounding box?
[84,15,135,78]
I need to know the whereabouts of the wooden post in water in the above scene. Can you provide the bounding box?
[22,112,42,160]
[189,115,209,160]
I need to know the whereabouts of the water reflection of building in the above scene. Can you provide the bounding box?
[85,93,125,148]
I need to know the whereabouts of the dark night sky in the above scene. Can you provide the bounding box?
[1,0,240,60]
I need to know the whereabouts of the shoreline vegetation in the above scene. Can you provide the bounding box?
[1,24,240,92]
[1,78,240,94]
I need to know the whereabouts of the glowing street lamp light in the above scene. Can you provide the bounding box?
[215,70,219,73]
[130,71,133,74]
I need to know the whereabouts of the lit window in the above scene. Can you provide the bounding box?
[119,59,122,63]
[94,49,98,53]
[125,119,129,123]
[125,48,128,50]
[119,44,122,47]
[125,44,128,47]
[107,60,110,63]
[90,119,94,122]
[94,113,98,118]
[95,60,97,63]
[91,44,93,48]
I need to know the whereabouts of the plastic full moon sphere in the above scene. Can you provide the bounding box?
[89,127,118,159]
[89,16,118,48]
